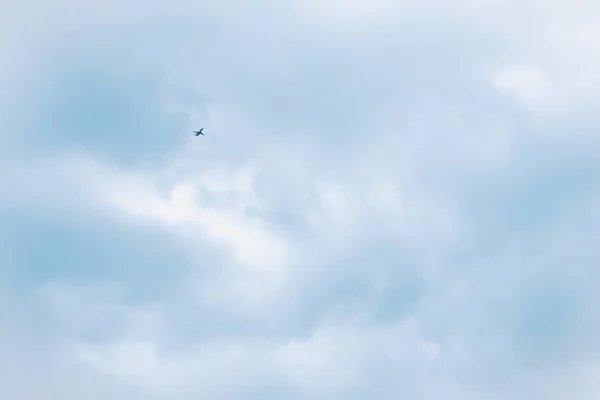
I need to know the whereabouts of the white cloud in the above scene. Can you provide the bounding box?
[492,66,554,113]
[292,0,396,28]
[73,315,449,398]
[77,340,188,394]
[485,10,600,122]
[2,0,600,398]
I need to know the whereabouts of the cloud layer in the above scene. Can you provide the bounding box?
[1,0,600,399]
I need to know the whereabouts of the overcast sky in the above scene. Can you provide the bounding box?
[1,0,600,399]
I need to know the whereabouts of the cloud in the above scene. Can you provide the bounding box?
[492,66,553,113]
[1,0,600,399]
[73,315,449,399]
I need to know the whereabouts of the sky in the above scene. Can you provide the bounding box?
[1,0,600,398]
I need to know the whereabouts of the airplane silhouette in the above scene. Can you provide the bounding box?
[193,128,204,136]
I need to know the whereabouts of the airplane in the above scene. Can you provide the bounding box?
[193,128,204,136]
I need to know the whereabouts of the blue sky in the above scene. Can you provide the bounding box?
[1,0,600,398]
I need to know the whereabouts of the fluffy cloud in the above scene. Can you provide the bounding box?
[1,0,600,399]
